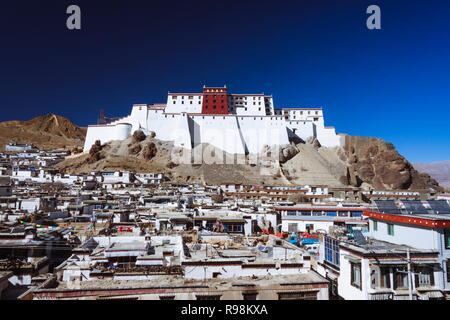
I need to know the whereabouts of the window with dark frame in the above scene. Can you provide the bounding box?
[351,262,362,289]
[277,291,318,300]
[447,260,450,282]
[387,223,394,236]
[242,292,258,300]
[394,267,409,289]
[415,266,435,287]
[445,229,450,249]
[379,267,391,288]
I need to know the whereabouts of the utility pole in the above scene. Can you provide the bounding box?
[407,248,413,300]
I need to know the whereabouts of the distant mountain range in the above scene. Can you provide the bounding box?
[413,160,450,189]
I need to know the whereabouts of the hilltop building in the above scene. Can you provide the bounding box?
[84,86,344,155]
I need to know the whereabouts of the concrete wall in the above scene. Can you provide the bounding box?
[281,219,333,233]
[189,115,245,155]
[369,219,438,250]
[184,264,308,280]
[83,123,132,152]
[337,249,369,300]
[286,121,315,142]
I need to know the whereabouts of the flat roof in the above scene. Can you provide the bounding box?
[33,271,328,294]
[340,238,438,257]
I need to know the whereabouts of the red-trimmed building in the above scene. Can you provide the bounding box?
[201,86,229,114]
[361,209,450,297]
[313,209,450,300]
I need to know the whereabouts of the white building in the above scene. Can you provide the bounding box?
[317,204,450,300]
[83,85,344,155]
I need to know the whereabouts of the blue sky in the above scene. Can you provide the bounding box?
[0,0,449,162]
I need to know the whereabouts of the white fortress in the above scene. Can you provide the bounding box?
[83,85,344,155]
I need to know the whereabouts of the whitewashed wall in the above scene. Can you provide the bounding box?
[337,249,369,300]
[369,219,438,250]
[84,102,343,154]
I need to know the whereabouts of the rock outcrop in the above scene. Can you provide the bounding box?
[279,145,299,163]
[342,135,443,191]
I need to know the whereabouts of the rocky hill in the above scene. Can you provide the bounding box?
[55,132,292,186]
[413,160,450,189]
[2,113,441,191]
[55,129,444,191]
[0,114,86,151]
[341,135,442,191]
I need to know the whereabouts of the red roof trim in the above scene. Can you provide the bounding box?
[363,210,450,228]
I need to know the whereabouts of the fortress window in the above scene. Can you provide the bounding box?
[314,117,318,121]
[199,101,201,104]
[190,101,192,104]
[189,96,193,99]
[213,106,216,109]
[315,111,318,115]
[173,96,177,99]
[181,101,184,104]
